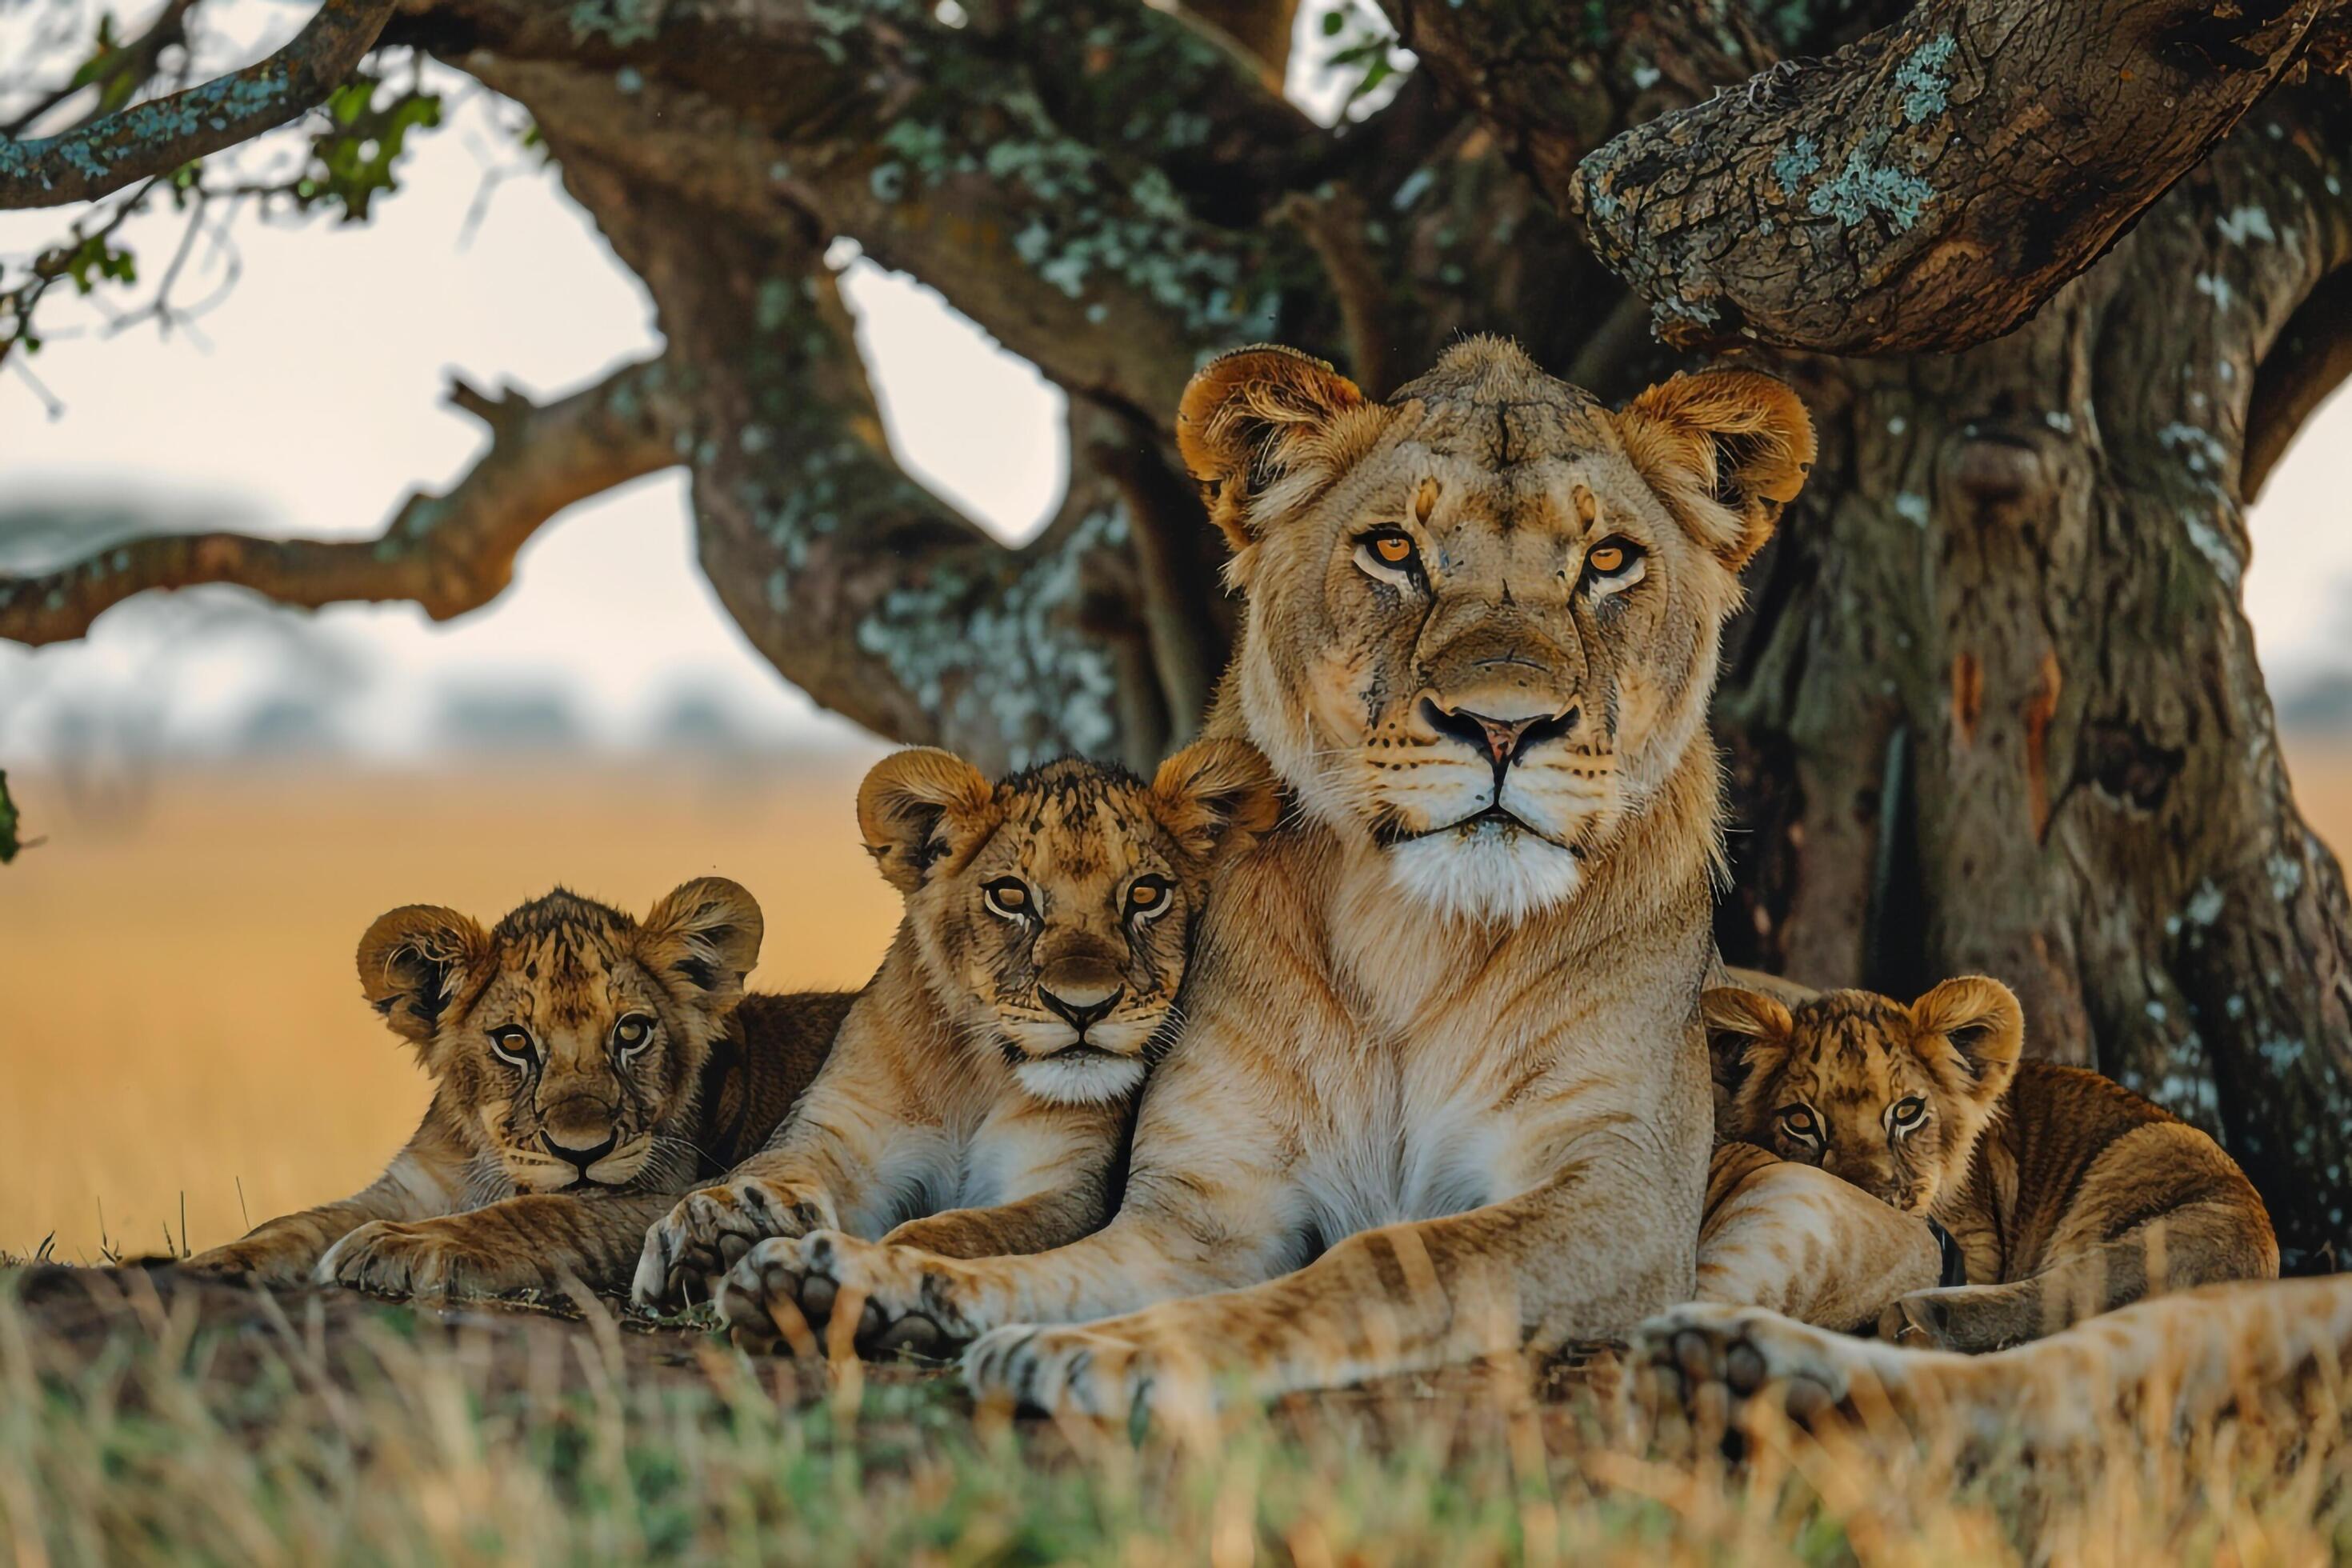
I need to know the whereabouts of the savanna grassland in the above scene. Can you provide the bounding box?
[5,746,2352,1563]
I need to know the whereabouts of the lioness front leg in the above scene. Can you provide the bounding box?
[964,1154,1698,1420]
[322,1191,682,1298]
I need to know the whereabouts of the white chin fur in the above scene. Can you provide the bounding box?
[1386,822,1583,923]
[1013,1054,1148,1106]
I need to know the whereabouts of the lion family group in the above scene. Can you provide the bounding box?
[183,339,2323,1442]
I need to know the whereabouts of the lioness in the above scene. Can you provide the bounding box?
[711,338,1937,1411]
[1706,978,2277,1350]
[632,740,1279,1310]
[183,879,848,1295]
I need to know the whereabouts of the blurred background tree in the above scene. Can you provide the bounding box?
[6,0,2352,1263]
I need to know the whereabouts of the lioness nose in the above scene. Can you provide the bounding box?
[1422,698,1578,767]
[540,1128,618,1174]
[1038,979,1123,1035]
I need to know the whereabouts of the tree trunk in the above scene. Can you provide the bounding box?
[1714,91,2352,1267]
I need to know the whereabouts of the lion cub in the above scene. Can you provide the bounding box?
[185,879,849,1295]
[1705,978,2278,1351]
[632,739,1278,1312]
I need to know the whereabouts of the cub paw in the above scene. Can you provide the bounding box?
[318,1221,511,1298]
[1628,1302,1857,1439]
[631,1181,822,1308]
[182,1239,316,1285]
[963,1322,1213,1424]
[715,1232,974,1360]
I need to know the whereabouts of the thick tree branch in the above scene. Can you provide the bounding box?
[0,0,396,210]
[1567,0,2332,355]
[0,357,680,642]
[2246,265,2352,499]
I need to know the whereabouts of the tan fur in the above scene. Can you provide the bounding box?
[1706,978,2278,1350]
[632,741,1279,1308]
[183,883,849,1296]
[712,338,1869,1416]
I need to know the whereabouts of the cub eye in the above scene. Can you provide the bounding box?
[1354,528,1422,583]
[1890,1096,1927,1128]
[982,878,1034,921]
[612,1014,655,1056]
[1777,1105,1820,1143]
[1582,537,1644,585]
[488,1026,536,1069]
[1126,876,1174,923]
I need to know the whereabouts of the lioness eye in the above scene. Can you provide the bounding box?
[1778,1106,1819,1142]
[1355,529,1422,582]
[1583,537,1643,581]
[1126,876,1174,922]
[613,1014,655,1054]
[489,1026,535,1068]
[982,878,1034,921]
[1891,1096,1926,1127]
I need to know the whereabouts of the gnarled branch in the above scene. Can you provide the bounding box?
[1568,0,2333,355]
[0,0,397,210]
[2247,265,2352,500]
[0,356,681,642]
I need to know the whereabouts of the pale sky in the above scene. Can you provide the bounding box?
[1,6,2346,761]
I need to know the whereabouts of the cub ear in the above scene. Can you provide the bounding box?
[641,876,764,1006]
[857,748,995,895]
[357,905,489,1046]
[1700,985,1794,1102]
[1909,976,2024,1094]
[1176,344,1367,552]
[1618,367,1815,570]
[1150,738,1282,863]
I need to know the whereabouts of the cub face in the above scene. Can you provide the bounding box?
[358,879,761,1194]
[1703,978,2025,1214]
[858,738,1280,1105]
[1178,336,1814,922]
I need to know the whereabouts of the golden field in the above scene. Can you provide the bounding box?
[5,738,2351,1263]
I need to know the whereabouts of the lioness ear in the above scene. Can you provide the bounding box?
[1910,976,2024,1095]
[858,747,995,894]
[357,905,489,1046]
[1700,985,1794,1102]
[1177,344,1367,551]
[1618,367,1815,570]
[1150,738,1282,863]
[641,876,764,1005]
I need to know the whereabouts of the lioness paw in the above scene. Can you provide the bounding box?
[1628,1302,1857,1441]
[715,1231,974,1359]
[634,1181,822,1308]
[963,1323,1214,1424]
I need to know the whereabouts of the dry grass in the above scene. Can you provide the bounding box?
[0,754,898,1262]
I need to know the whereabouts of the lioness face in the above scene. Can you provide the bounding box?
[859,741,1278,1105]
[1179,338,1814,922]
[357,881,762,1194]
[1703,979,2025,1214]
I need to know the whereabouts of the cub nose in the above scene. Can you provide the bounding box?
[1038,978,1123,1037]
[540,1128,618,1174]
[1421,698,1578,768]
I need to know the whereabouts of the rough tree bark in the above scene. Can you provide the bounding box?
[4,0,2351,1259]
